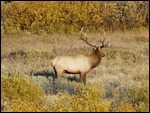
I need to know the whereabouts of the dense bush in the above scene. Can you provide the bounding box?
[1,75,49,112]
[50,84,110,112]
[1,1,149,35]
[1,75,149,112]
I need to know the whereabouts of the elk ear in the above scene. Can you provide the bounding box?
[101,53,105,57]
[101,51,105,57]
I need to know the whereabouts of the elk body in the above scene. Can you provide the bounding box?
[51,28,109,85]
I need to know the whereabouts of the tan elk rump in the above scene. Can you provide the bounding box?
[51,27,109,85]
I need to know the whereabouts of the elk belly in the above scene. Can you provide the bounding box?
[64,70,80,74]
[62,56,91,74]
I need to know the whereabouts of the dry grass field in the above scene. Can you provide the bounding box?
[1,28,149,112]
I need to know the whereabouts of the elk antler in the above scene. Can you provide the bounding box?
[99,38,109,49]
[79,27,97,48]
[99,30,110,49]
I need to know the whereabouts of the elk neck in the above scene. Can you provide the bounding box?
[88,48,102,69]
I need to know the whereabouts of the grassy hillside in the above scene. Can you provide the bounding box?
[1,28,149,112]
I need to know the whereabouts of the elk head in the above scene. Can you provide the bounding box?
[79,27,109,59]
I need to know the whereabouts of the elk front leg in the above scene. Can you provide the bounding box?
[79,73,87,85]
[82,74,86,85]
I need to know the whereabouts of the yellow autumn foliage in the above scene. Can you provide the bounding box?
[1,75,49,112]
[1,75,149,112]
[1,1,149,35]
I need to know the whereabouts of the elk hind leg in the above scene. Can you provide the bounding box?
[52,67,63,94]
[53,67,64,94]
[52,67,57,94]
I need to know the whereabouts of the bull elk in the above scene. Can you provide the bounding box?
[51,27,109,85]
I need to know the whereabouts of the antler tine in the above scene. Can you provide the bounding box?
[101,29,106,44]
[79,27,97,48]
[80,37,97,48]
[100,39,109,49]
[99,29,110,49]
[80,27,84,32]
[100,37,105,45]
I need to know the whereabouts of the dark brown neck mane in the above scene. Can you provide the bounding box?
[88,48,102,69]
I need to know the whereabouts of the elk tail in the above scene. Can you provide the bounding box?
[50,57,57,67]
[50,59,54,66]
